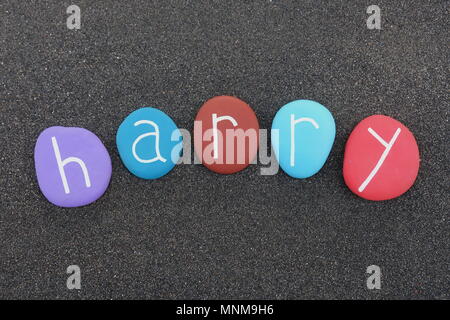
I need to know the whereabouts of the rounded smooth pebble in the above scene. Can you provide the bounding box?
[116,107,182,179]
[194,96,259,174]
[34,126,112,207]
[271,100,336,178]
[343,115,420,201]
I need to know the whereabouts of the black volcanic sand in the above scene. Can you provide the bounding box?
[0,0,448,299]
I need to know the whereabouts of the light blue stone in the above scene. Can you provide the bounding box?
[116,107,182,179]
[271,100,335,178]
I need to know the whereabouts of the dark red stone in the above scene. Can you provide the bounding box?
[194,96,259,174]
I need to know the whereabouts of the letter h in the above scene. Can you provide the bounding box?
[51,136,91,194]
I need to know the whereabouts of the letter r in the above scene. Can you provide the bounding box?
[290,114,319,166]
[212,113,238,159]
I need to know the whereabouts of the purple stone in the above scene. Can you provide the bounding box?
[34,126,112,207]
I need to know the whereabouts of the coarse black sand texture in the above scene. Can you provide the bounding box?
[0,1,448,299]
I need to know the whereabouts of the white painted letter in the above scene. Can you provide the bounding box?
[290,115,319,166]
[212,113,238,159]
[52,136,91,194]
[132,120,167,164]
[358,127,401,192]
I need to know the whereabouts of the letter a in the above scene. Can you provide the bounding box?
[366,5,381,30]
[212,113,238,159]
[366,265,381,289]
[67,265,81,290]
[132,120,167,163]
[290,115,319,166]
[66,5,81,30]
[52,136,91,194]
[358,127,401,192]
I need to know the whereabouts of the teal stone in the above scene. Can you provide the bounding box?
[271,100,335,178]
[116,107,182,179]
